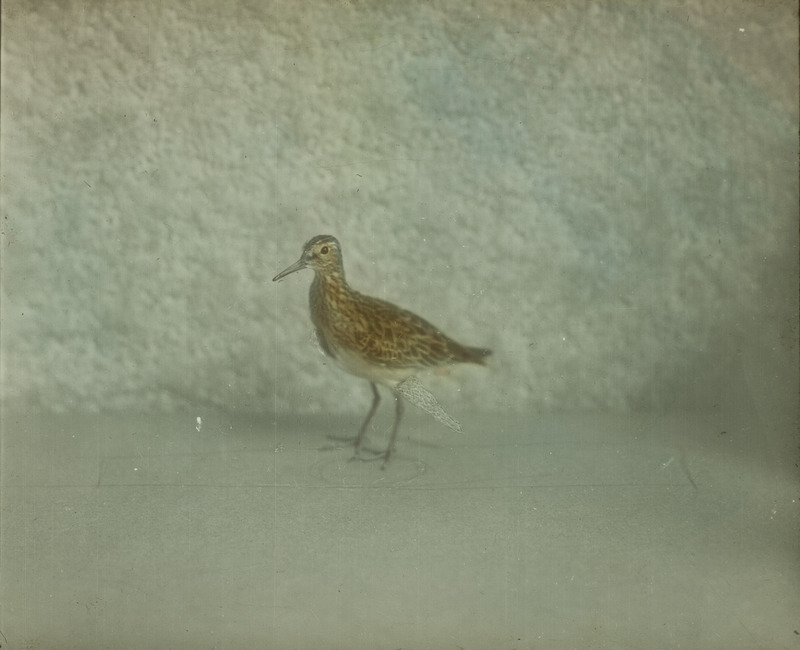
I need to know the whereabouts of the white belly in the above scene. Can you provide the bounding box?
[329,346,416,389]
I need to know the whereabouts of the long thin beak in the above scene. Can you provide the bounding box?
[272,257,307,282]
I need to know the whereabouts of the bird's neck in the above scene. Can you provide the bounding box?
[314,264,345,283]
[310,270,350,305]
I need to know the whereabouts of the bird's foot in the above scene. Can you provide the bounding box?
[348,446,393,469]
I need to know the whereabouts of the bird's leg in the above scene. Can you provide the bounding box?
[381,393,404,469]
[352,382,381,458]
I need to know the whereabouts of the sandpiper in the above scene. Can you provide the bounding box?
[273,235,490,466]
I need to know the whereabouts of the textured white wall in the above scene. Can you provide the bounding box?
[1,1,797,416]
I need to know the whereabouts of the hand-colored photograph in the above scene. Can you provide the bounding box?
[1,2,797,648]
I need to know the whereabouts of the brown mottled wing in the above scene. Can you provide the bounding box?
[346,293,490,368]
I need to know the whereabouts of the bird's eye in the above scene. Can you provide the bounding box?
[320,246,329,255]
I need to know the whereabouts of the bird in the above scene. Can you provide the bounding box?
[273,234,491,466]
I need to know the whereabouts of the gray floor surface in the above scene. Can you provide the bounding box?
[1,407,797,649]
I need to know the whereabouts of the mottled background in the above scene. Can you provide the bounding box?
[2,0,797,418]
